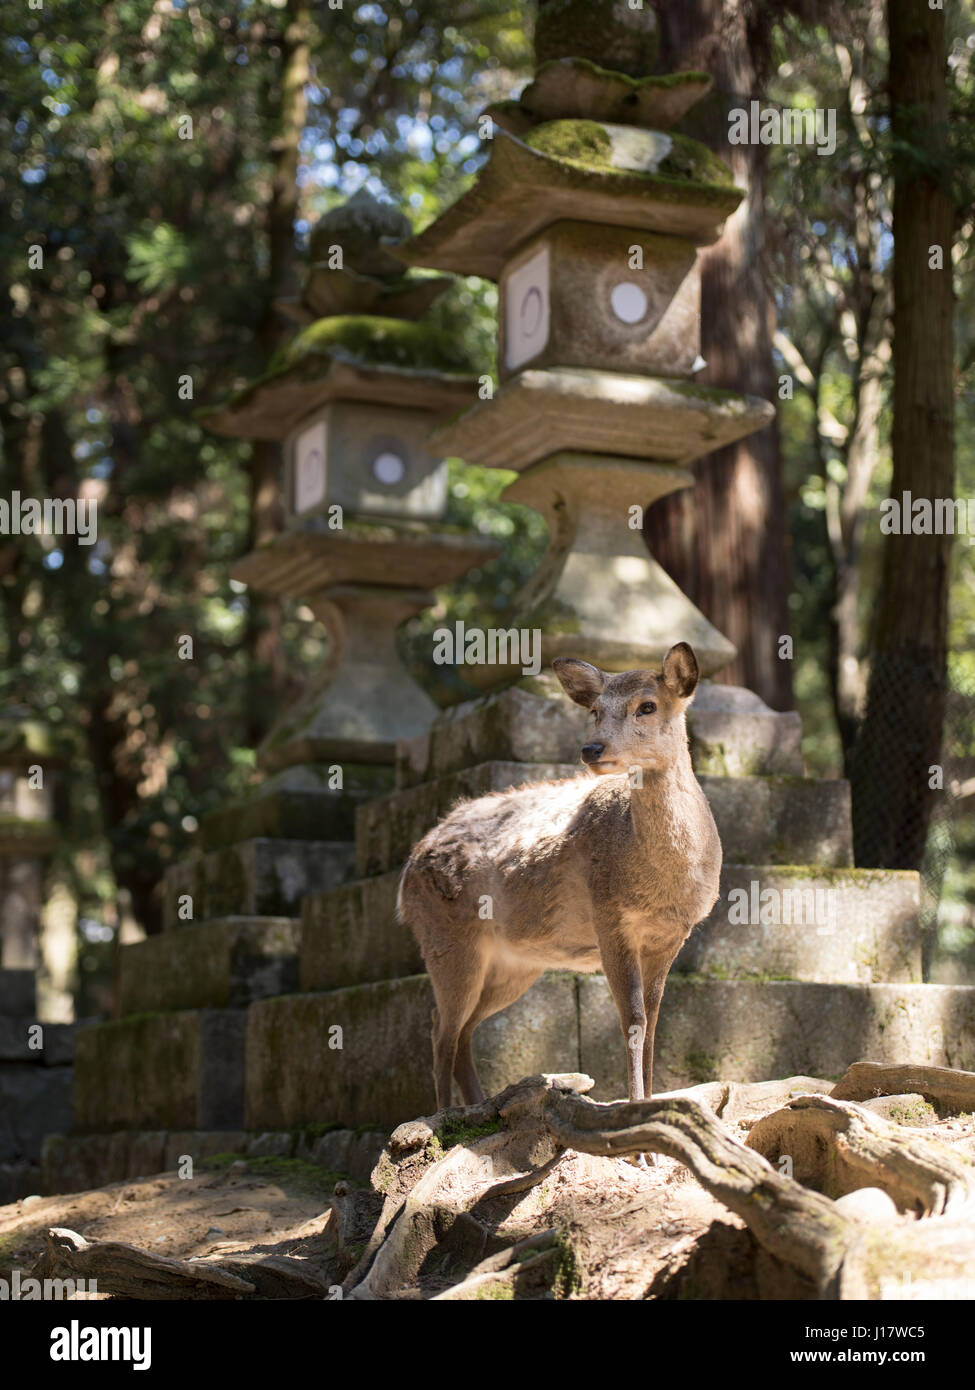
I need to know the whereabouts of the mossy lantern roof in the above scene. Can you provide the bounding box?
[199,315,479,443]
[396,120,742,283]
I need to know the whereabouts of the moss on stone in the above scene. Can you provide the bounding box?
[527,118,613,166]
[525,121,735,192]
[271,314,474,376]
[433,1115,504,1150]
[657,133,735,187]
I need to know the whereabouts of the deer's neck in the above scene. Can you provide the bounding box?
[627,742,700,846]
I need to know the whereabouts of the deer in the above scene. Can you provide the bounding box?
[396,641,722,1111]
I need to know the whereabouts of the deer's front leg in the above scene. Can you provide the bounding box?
[598,932,646,1102]
[640,956,675,1101]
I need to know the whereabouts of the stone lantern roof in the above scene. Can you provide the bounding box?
[395,0,737,281]
[199,190,479,441]
[395,123,742,282]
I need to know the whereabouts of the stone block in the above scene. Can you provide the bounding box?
[161,837,355,929]
[0,970,35,1016]
[396,678,802,788]
[300,873,420,992]
[198,763,392,850]
[119,917,300,1013]
[698,775,852,868]
[73,1010,247,1132]
[246,975,436,1131]
[163,1130,250,1172]
[395,682,589,788]
[245,971,579,1131]
[41,1133,127,1195]
[128,1131,168,1179]
[0,1162,41,1205]
[687,683,803,777]
[357,763,853,877]
[0,1020,78,1064]
[578,976,975,1100]
[676,866,921,984]
[0,1063,73,1162]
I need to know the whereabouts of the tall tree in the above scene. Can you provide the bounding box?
[850,0,955,869]
[643,0,793,710]
[245,0,312,748]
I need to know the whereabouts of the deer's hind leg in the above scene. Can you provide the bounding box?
[428,945,489,1110]
[453,962,542,1106]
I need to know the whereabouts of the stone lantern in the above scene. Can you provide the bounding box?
[201,191,497,830]
[395,0,774,687]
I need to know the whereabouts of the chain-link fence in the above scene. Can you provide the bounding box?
[921,681,975,981]
[847,662,975,982]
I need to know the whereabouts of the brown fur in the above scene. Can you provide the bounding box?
[396,643,722,1108]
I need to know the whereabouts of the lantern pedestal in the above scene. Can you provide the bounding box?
[459,453,736,691]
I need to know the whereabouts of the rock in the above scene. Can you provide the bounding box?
[834,1187,901,1223]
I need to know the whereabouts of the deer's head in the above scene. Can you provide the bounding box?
[553,643,699,777]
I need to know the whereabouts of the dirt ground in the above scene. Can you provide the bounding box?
[3,1081,973,1300]
[0,1155,378,1296]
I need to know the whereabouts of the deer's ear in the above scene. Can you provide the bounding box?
[552,657,605,709]
[662,643,699,701]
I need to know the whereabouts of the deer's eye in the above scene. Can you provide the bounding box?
[637,701,657,716]
[590,708,598,721]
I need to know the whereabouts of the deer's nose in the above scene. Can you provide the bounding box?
[581,742,605,764]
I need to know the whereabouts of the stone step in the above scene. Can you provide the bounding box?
[580,976,975,1098]
[300,864,920,992]
[244,971,975,1129]
[301,873,409,992]
[354,762,853,878]
[0,1019,78,1064]
[40,1124,386,1194]
[677,866,922,984]
[198,763,393,850]
[0,1161,41,1205]
[0,1062,73,1163]
[161,837,355,929]
[73,1010,247,1132]
[396,677,802,789]
[0,969,35,1015]
[119,918,300,1014]
[245,973,579,1131]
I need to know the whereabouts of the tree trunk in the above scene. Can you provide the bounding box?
[245,0,311,748]
[644,0,793,710]
[850,0,954,870]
